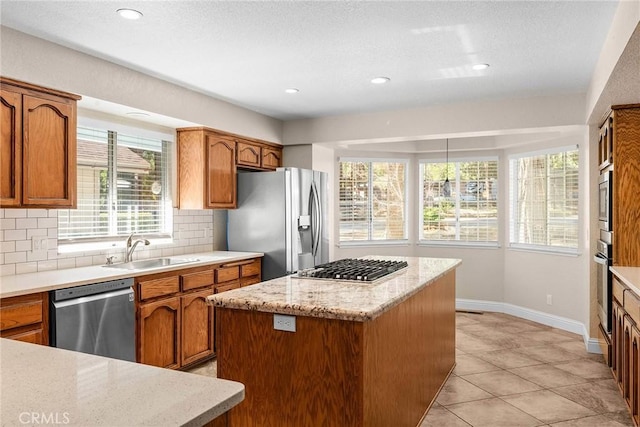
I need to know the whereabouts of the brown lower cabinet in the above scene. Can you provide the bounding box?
[136,257,261,369]
[0,292,49,345]
[611,274,640,426]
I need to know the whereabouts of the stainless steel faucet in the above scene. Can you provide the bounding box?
[124,233,150,262]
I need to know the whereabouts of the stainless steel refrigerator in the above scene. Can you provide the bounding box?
[227,167,328,280]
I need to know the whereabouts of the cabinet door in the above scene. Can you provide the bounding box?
[613,301,624,382]
[1,327,44,345]
[181,288,215,366]
[0,87,22,206]
[631,325,640,425]
[261,146,282,170]
[139,296,181,369]
[236,140,261,169]
[624,315,635,404]
[22,94,76,207]
[205,134,236,208]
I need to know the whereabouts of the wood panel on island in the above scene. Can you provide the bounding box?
[0,292,49,345]
[136,258,261,370]
[0,77,80,208]
[177,126,282,210]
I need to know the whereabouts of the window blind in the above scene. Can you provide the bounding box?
[420,159,498,243]
[509,148,579,250]
[339,159,407,243]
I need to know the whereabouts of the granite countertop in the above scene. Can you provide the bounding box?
[611,266,640,296]
[0,251,263,298]
[0,339,243,427]
[208,256,461,321]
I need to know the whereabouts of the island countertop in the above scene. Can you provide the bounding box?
[0,339,244,427]
[207,256,461,321]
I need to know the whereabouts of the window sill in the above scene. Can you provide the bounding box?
[58,235,173,254]
[337,240,410,248]
[417,241,500,249]
[507,244,580,257]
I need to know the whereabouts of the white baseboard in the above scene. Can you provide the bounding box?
[456,299,601,354]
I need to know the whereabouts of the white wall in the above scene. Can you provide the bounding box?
[0,26,283,143]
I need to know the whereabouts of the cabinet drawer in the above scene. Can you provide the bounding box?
[215,266,240,284]
[241,259,261,278]
[181,270,214,292]
[139,276,180,301]
[613,277,626,305]
[215,281,240,294]
[624,289,640,325]
[0,295,43,331]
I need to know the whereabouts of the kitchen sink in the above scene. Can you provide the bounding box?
[103,257,200,271]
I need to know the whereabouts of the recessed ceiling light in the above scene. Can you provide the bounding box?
[285,88,299,94]
[117,8,143,20]
[472,63,490,70]
[371,77,391,84]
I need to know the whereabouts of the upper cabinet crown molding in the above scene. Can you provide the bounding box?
[0,77,80,209]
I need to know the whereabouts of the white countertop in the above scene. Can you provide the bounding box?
[208,256,461,321]
[0,251,263,298]
[0,339,243,427]
[611,266,640,296]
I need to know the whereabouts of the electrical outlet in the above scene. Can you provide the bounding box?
[546,294,553,305]
[31,236,48,252]
[274,314,296,332]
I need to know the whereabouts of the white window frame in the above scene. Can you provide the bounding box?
[508,145,579,255]
[58,124,174,253]
[338,157,409,246]
[418,156,499,248]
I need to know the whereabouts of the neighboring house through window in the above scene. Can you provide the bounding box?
[58,126,172,246]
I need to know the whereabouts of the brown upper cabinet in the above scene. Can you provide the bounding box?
[0,77,80,208]
[601,105,640,266]
[236,138,283,171]
[177,127,237,209]
[177,126,282,209]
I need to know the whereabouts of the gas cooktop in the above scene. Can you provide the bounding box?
[297,258,408,282]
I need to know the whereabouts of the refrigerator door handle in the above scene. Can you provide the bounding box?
[311,181,321,258]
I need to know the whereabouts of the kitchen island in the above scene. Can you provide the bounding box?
[208,256,460,427]
[0,338,244,426]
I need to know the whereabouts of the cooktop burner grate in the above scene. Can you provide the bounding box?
[297,258,408,282]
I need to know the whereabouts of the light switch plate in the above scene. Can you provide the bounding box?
[274,314,296,332]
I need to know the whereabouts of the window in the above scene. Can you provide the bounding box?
[509,147,579,252]
[420,159,498,244]
[339,159,408,243]
[58,126,172,243]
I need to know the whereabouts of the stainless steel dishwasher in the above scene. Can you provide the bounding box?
[50,278,135,362]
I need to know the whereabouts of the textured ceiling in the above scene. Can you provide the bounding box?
[0,1,619,121]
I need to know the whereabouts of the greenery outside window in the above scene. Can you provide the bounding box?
[420,159,498,244]
[339,159,408,244]
[58,126,172,245]
[509,147,579,252]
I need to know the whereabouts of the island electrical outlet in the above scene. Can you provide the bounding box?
[274,314,296,332]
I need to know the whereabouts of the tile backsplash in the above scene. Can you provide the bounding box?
[0,208,218,276]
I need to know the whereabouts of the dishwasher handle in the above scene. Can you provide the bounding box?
[52,287,134,308]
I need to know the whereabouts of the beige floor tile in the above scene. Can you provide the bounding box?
[420,405,472,426]
[447,398,543,427]
[548,414,631,426]
[453,354,501,376]
[461,370,542,396]
[509,365,588,388]
[516,345,585,363]
[475,349,544,369]
[518,330,579,345]
[436,376,493,405]
[551,380,629,414]
[456,331,505,353]
[553,359,613,380]
[502,390,595,423]
[187,359,217,377]
[603,411,636,426]
[553,340,592,356]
